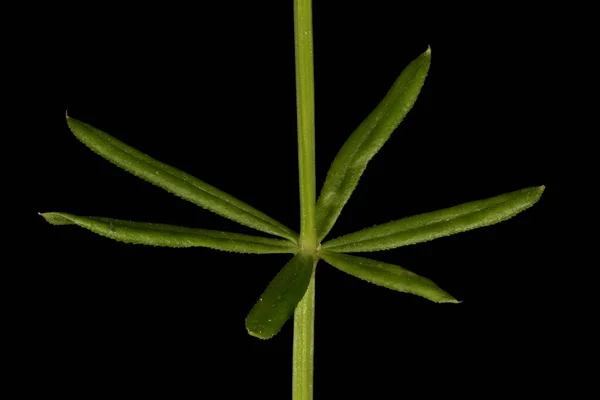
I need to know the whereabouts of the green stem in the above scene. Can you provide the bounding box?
[293,261,316,400]
[294,0,316,399]
[294,0,317,253]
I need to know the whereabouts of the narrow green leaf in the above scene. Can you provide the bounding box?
[40,212,297,254]
[322,186,544,253]
[246,252,314,339]
[315,48,431,242]
[319,251,458,303]
[65,115,298,242]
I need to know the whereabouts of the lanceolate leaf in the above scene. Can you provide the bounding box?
[65,115,298,242]
[315,48,431,242]
[246,253,314,339]
[322,186,544,253]
[319,251,457,303]
[41,212,297,254]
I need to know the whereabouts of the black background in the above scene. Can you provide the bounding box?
[27,1,567,398]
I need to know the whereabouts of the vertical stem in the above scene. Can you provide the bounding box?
[294,0,316,399]
[293,262,316,400]
[294,0,317,253]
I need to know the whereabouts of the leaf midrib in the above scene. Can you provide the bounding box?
[89,217,296,248]
[89,128,293,240]
[323,196,521,249]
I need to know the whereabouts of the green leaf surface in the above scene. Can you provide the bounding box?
[41,212,297,254]
[315,48,431,242]
[322,186,544,252]
[319,251,458,303]
[65,115,298,242]
[246,252,314,339]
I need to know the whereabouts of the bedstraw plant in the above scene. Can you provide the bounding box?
[41,0,544,398]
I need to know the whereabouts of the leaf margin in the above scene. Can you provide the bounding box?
[65,114,298,242]
[321,186,545,253]
[315,47,432,242]
[318,250,458,304]
[245,252,315,339]
[41,212,298,254]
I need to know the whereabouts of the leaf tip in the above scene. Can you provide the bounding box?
[527,185,545,205]
[245,323,273,340]
[65,110,77,128]
[39,212,72,225]
[425,45,431,55]
[65,111,77,131]
[436,293,461,304]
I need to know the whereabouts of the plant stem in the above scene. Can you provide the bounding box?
[294,0,317,253]
[293,261,316,400]
[294,0,316,399]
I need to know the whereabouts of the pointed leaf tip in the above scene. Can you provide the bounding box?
[42,212,297,253]
[40,212,72,225]
[315,49,431,241]
[322,186,545,253]
[319,252,457,304]
[62,116,298,242]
